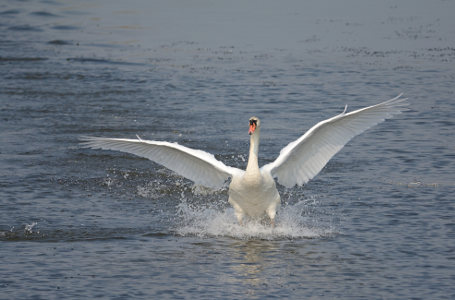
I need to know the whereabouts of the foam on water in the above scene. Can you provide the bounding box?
[174,197,337,240]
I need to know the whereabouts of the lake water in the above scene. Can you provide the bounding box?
[1,0,454,299]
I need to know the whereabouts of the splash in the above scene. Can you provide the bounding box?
[24,222,38,235]
[174,197,337,240]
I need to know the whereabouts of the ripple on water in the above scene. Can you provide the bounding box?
[47,40,71,45]
[30,11,59,18]
[0,9,21,15]
[8,25,43,32]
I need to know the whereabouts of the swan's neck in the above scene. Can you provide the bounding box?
[246,129,260,174]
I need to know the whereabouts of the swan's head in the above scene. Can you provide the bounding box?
[248,116,260,135]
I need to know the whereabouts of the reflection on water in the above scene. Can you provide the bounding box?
[228,240,279,294]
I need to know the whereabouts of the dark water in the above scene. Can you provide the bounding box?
[1,0,454,298]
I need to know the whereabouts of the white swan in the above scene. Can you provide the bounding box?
[81,94,408,225]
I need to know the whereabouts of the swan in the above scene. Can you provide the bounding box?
[81,94,408,225]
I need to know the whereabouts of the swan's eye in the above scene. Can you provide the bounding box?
[250,119,257,125]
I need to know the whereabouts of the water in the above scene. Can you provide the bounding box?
[1,0,454,298]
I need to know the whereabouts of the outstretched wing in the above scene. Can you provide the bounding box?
[261,94,408,188]
[80,136,242,188]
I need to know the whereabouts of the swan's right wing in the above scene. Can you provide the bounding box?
[80,136,242,188]
[262,94,408,188]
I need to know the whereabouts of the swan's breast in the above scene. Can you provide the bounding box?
[228,171,280,217]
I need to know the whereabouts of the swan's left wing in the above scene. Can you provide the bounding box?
[80,136,242,188]
[262,94,408,188]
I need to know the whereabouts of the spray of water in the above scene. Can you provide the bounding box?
[173,196,337,240]
[24,222,38,235]
[135,179,339,240]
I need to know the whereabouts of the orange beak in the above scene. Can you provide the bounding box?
[248,123,256,135]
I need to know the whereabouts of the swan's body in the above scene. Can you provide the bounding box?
[81,94,408,225]
[228,121,281,223]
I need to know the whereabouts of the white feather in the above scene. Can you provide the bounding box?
[80,136,242,188]
[261,94,408,188]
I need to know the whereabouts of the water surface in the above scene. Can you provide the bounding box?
[1,0,454,299]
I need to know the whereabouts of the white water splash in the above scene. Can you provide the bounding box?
[174,198,337,240]
[24,222,38,234]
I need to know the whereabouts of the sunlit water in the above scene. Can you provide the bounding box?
[1,0,455,299]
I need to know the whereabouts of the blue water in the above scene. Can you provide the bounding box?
[1,0,454,299]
